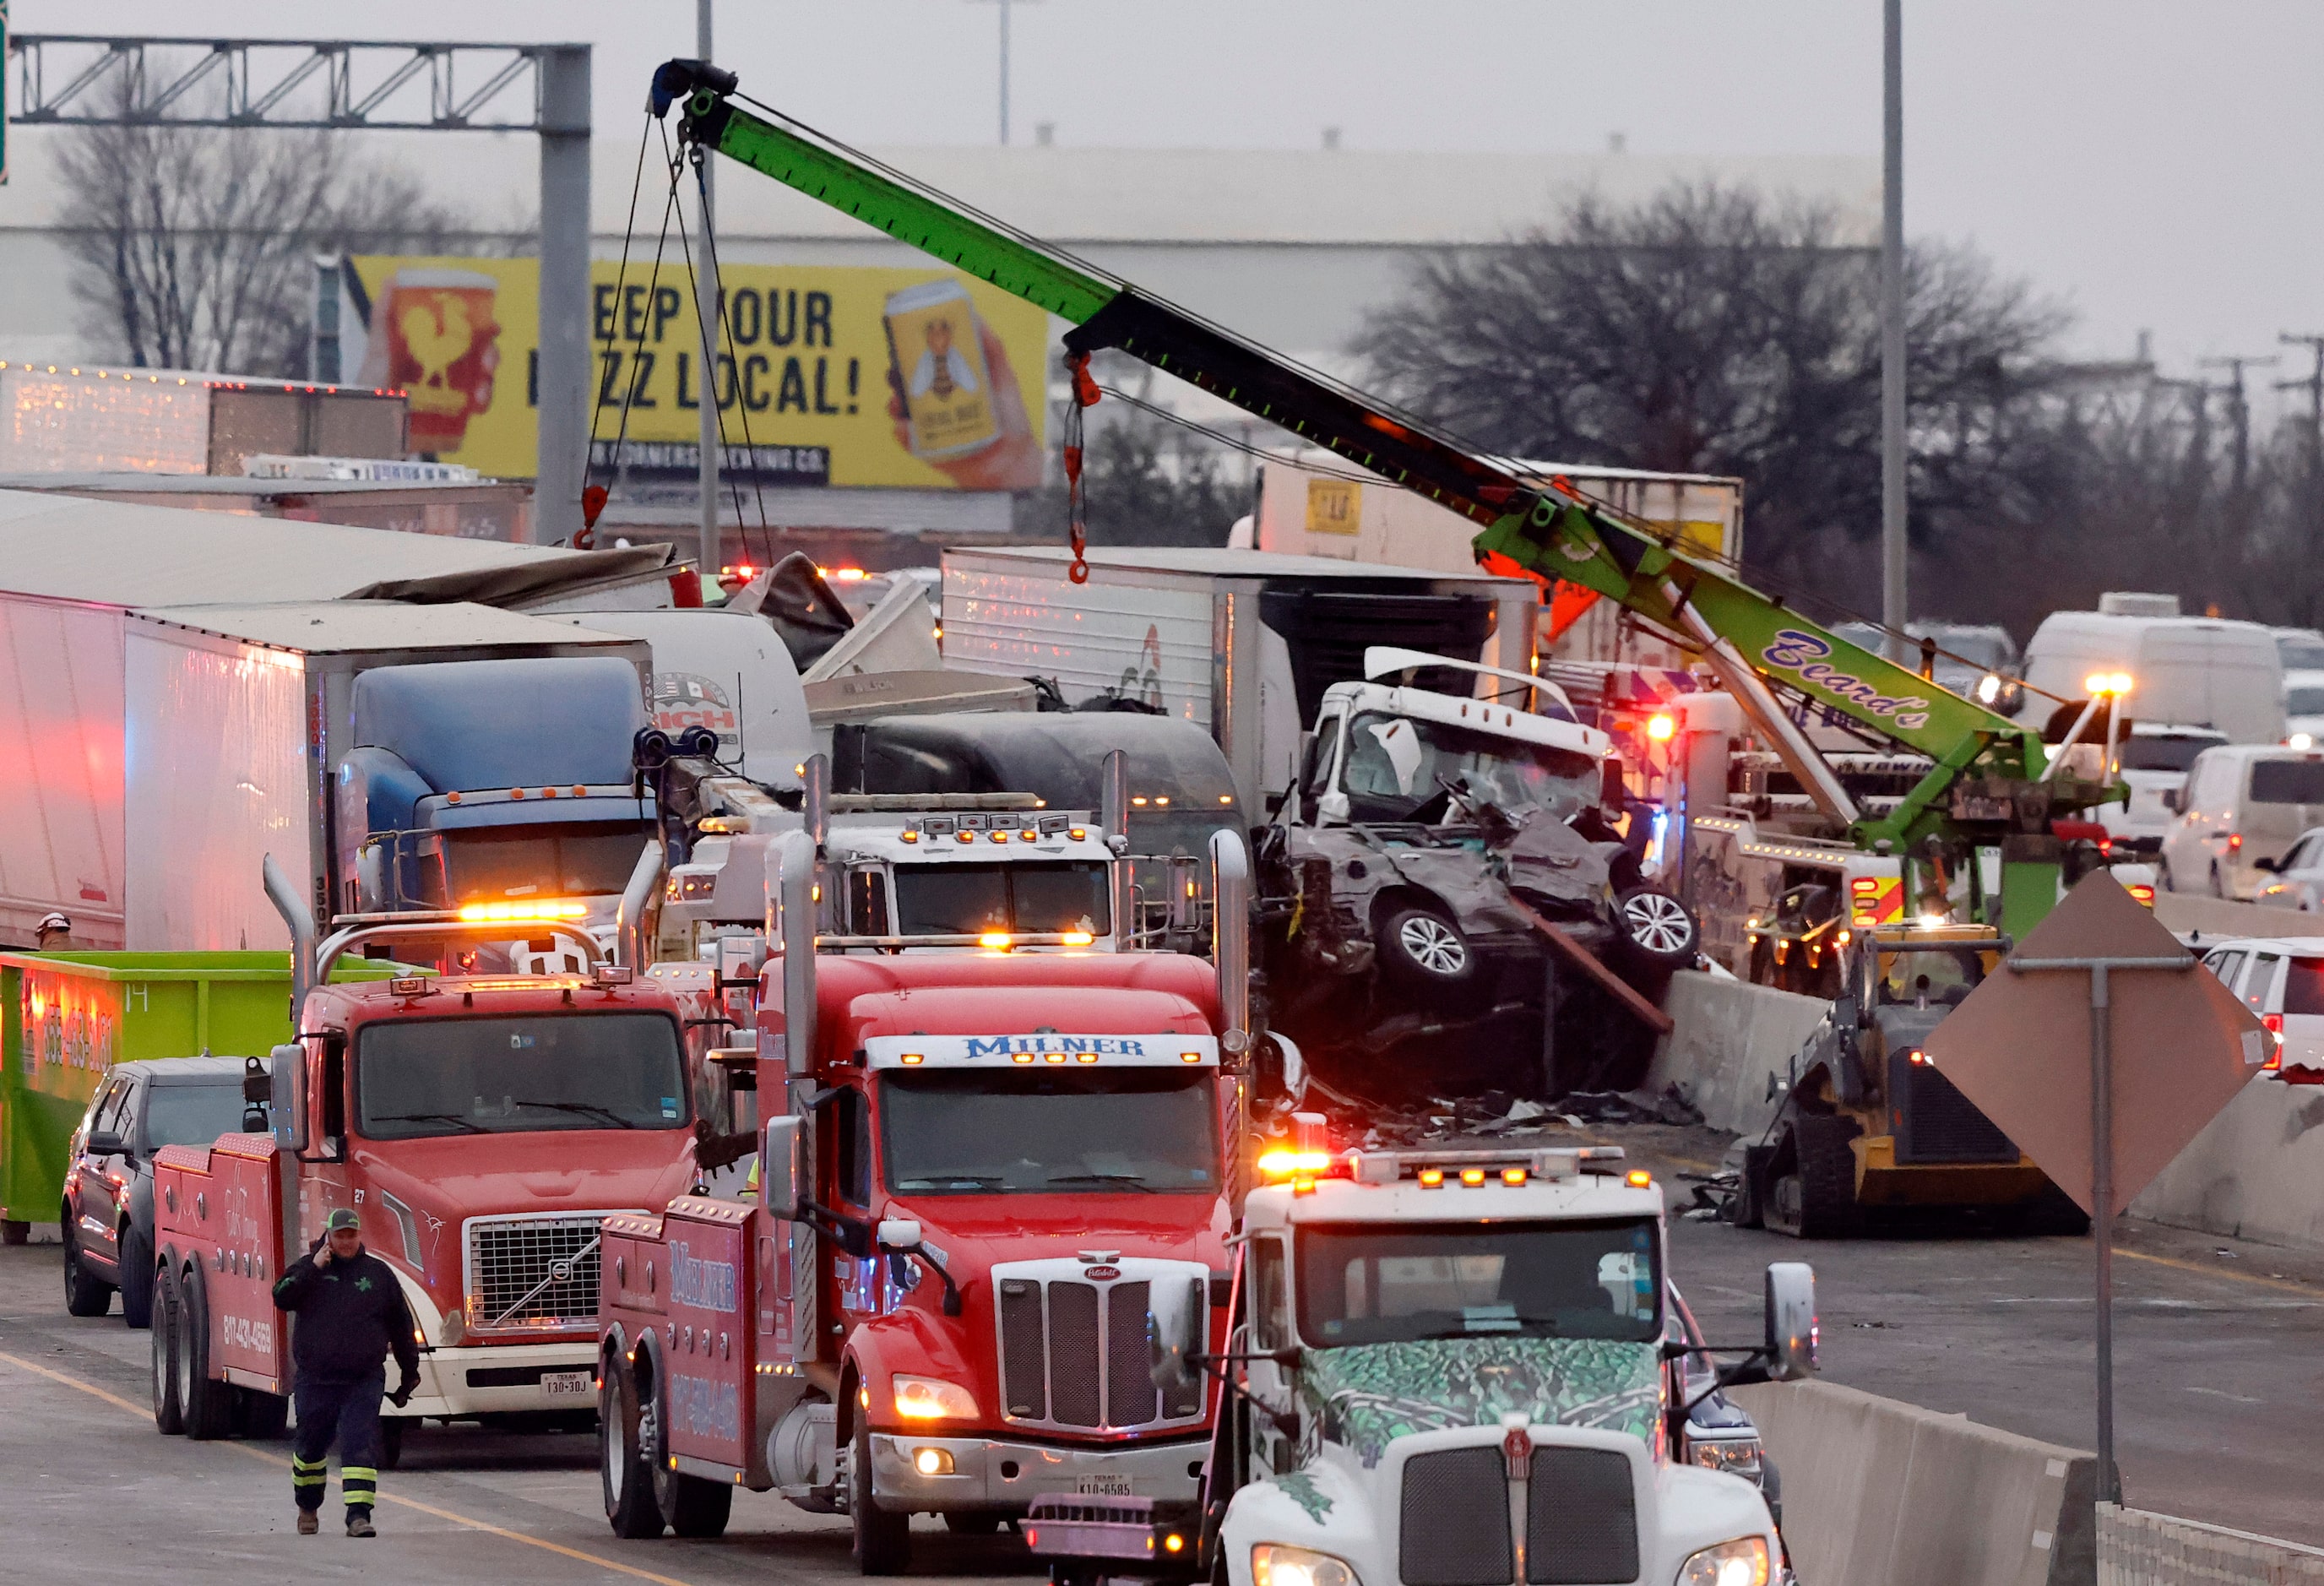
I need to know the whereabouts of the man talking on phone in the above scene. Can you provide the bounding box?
[271,1208,421,1537]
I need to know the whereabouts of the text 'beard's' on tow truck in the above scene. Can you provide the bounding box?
[641,56,2124,1233]
[593,769,1257,1571]
[1025,1122,1819,1586]
[148,869,707,1460]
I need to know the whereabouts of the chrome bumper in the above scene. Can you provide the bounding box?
[402,1342,599,1420]
[868,1431,1208,1511]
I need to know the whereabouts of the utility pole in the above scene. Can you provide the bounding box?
[969,0,1040,144]
[696,0,720,578]
[1880,0,1909,663]
[2198,354,2278,505]
[2278,334,2324,470]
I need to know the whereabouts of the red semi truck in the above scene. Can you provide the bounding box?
[148,903,706,1460]
[594,826,1252,1571]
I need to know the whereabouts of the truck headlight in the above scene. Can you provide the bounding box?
[892,1375,978,1420]
[1679,1536,1771,1586]
[1686,1434,1764,1483]
[1252,1544,1360,1586]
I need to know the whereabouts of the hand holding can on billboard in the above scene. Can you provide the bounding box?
[882,280,1042,491]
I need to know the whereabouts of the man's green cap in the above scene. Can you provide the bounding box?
[325,1209,361,1232]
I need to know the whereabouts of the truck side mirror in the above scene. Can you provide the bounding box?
[1147,1274,1207,1399]
[760,1115,806,1219]
[269,1043,308,1153]
[84,1129,126,1157]
[1762,1261,1818,1381]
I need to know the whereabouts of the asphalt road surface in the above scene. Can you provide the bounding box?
[6,1191,2319,1583]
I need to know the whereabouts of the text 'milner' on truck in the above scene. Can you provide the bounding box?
[146,865,706,1460]
[591,817,1257,1572]
[1027,1121,1818,1586]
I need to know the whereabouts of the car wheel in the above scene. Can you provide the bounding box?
[179,1268,234,1440]
[150,1263,184,1435]
[379,1415,406,1470]
[1614,886,1698,969]
[643,1353,730,1537]
[2158,858,2175,893]
[851,1416,913,1574]
[602,1358,665,1539]
[119,1227,155,1329]
[2211,861,2229,899]
[62,1222,114,1317]
[1376,905,1476,991]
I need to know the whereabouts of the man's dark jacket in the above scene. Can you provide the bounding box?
[271,1242,422,1386]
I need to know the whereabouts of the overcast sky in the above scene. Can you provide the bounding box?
[18,1,2324,411]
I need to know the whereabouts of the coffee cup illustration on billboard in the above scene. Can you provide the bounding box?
[366,269,502,455]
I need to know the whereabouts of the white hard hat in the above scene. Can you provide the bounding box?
[35,912,70,935]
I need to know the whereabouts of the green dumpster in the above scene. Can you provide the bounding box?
[0,952,404,1238]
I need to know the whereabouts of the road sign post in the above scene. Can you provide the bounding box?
[2002,950,2192,1505]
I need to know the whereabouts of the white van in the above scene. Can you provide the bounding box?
[2022,598,2283,743]
[2160,744,2324,897]
[2197,936,2324,1080]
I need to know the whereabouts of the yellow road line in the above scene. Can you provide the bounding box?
[0,1349,701,1586]
[2116,1247,2324,1299]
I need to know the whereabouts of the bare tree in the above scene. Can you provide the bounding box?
[1354,184,2069,616]
[54,79,491,379]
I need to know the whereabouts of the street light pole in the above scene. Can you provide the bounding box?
[696,0,720,578]
[1880,0,1908,662]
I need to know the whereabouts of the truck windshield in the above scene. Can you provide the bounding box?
[1295,1219,1660,1344]
[143,1081,252,1150]
[441,821,655,903]
[1876,946,1992,1006]
[881,1069,1216,1194]
[356,1013,687,1139]
[1339,712,1598,823]
[893,862,1110,937]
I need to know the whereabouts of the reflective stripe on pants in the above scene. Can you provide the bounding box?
[291,1371,386,1514]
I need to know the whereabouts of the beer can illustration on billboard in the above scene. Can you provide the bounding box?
[883,280,1002,459]
[369,269,502,454]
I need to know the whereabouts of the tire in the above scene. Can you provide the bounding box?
[945,1513,1002,1535]
[150,1263,184,1436]
[643,1354,731,1537]
[2158,859,2176,893]
[379,1416,405,1471]
[62,1224,114,1317]
[2210,862,2228,899]
[601,1357,665,1539]
[1613,886,1698,969]
[851,1416,912,1574]
[1766,1115,1864,1240]
[1375,905,1476,993]
[119,1227,155,1329]
[180,1268,234,1440]
[235,1388,290,1440]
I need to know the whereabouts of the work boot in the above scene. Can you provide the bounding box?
[345,1511,375,1538]
[296,1512,318,1536]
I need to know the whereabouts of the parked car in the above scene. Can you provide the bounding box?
[2197,937,2324,1081]
[2098,723,2228,850]
[62,1056,256,1327]
[2159,744,2324,899]
[2285,670,2324,748]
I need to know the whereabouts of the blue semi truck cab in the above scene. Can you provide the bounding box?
[333,657,655,940]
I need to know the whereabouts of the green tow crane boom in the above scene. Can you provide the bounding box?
[650,59,2099,930]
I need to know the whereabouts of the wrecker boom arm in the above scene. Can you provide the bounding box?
[653,60,2049,850]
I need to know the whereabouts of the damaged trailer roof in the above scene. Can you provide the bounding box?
[0,488,675,611]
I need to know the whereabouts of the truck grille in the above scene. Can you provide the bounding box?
[992,1260,1206,1433]
[1398,1444,1639,1586]
[465,1214,616,1329]
[1891,1052,2018,1164]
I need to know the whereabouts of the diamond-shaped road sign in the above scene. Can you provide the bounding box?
[1919,872,2266,1217]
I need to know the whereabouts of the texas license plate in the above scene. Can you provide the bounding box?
[1075,1475,1133,1496]
[540,1369,595,1399]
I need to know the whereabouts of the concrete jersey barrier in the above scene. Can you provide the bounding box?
[2131,1074,2324,1248]
[2154,893,2324,942]
[1729,1379,2095,1586]
[1648,970,1832,1136]
[2099,1504,2324,1583]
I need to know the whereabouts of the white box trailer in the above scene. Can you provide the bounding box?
[939,545,1537,810]
[0,600,648,951]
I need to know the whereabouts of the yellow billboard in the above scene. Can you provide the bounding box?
[346,256,1051,490]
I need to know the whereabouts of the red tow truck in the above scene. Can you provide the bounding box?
[148,894,705,1461]
[593,825,1252,1572]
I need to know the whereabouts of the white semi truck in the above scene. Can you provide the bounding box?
[1028,1127,1815,1586]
